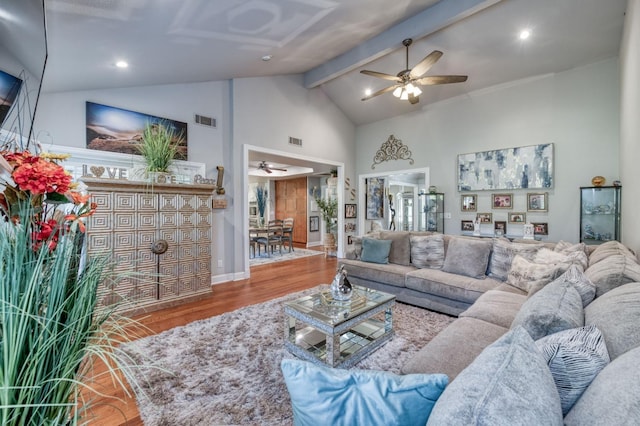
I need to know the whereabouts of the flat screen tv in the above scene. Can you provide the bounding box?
[0,69,23,129]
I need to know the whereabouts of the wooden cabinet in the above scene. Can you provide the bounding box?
[82,179,215,313]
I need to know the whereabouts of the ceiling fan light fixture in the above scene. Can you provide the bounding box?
[400,89,409,100]
[393,87,403,98]
[412,86,422,97]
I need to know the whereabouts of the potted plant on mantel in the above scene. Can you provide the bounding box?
[138,121,183,183]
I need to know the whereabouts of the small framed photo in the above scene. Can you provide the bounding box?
[492,193,513,209]
[527,192,548,212]
[494,221,507,236]
[345,222,356,233]
[508,212,526,224]
[532,222,548,235]
[461,194,477,212]
[309,216,319,232]
[345,203,357,219]
[347,235,353,245]
[249,206,257,216]
[476,212,493,224]
[461,220,474,232]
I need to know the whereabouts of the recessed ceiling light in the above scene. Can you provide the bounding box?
[519,29,531,40]
[261,54,273,61]
[115,60,128,68]
[364,88,372,96]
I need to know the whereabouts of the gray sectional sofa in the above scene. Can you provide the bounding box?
[339,232,640,424]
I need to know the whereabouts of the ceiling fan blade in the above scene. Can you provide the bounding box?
[270,167,287,172]
[360,70,402,82]
[415,75,468,85]
[361,84,400,101]
[409,50,443,79]
[264,168,273,174]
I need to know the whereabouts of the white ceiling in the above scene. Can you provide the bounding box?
[39,0,627,128]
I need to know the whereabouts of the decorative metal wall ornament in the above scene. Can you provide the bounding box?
[371,135,414,169]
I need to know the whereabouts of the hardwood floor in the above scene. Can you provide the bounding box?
[82,251,338,425]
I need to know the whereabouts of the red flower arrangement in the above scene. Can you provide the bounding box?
[0,150,96,251]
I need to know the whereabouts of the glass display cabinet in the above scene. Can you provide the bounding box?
[580,186,621,245]
[419,193,444,233]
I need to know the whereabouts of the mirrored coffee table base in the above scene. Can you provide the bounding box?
[284,286,395,368]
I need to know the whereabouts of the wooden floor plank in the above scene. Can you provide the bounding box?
[81,251,338,425]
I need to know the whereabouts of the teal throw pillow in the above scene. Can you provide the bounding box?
[281,359,448,426]
[360,237,393,264]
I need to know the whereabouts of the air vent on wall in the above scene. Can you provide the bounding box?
[289,136,302,146]
[194,114,217,128]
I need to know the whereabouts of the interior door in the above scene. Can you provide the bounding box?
[275,177,308,244]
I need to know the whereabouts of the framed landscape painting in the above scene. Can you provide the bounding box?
[85,101,188,159]
[0,69,23,128]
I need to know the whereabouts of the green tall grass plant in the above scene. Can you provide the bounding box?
[138,122,183,173]
[0,206,143,425]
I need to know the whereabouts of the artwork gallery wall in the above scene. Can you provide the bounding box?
[355,58,620,243]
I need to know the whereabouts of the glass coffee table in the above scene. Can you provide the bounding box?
[284,286,395,368]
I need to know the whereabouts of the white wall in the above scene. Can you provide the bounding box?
[232,75,356,272]
[620,0,640,253]
[34,81,233,278]
[356,59,620,243]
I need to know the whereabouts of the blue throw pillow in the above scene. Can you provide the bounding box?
[281,359,448,426]
[360,237,393,264]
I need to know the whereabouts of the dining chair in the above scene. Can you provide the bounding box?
[281,217,294,252]
[256,220,283,256]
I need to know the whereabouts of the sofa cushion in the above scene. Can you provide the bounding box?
[506,255,564,293]
[564,345,640,425]
[555,240,588,256]
[402,317,508,380]
[488,238,543,281]
[380,231,412,266]
[536,325,610,415]
[533,264,596,306]
[588,240,637,266]
[410,234,445,269]
[405,269,502,305]
[339,259,414,289]
[361,237,393,264]
[441,237,492,279]
[426,327,563,426]
[459,289,527,329]
[281,359,448,426]
[584,254,640,297]
[585,282,640,360]
[493,282,528,295]
[511,279,584,340]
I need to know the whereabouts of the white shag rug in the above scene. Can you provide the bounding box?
[249,247,324,267]
[121,286,454,426]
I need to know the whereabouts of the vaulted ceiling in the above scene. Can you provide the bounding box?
[37,0,627,126]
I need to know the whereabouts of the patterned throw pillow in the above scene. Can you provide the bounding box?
[410,234,445,269]
[506,255,563,293]
[534,248,588,272]
[488,238,543,282]
[536,325,610,415]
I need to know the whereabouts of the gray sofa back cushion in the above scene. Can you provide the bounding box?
[588,240,637,266]
[426,327,563,426]
[564,345,640,425]
[584,254,640,297]
[441,237,492,279]
[380,231,412,266]
[410,234,445,269]
[585,282,640,360]
[511,280,584,340]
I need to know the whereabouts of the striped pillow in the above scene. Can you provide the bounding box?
[410,234,445,269]
[536,325,610,415]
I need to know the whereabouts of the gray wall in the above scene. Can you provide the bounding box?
[356,58,620,243]
[620,0,640,254]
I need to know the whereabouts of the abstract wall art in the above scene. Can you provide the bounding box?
[457,143,553,191]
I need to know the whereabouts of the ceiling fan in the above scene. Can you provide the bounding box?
[256,161,287,174]
[360,38,468,104]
